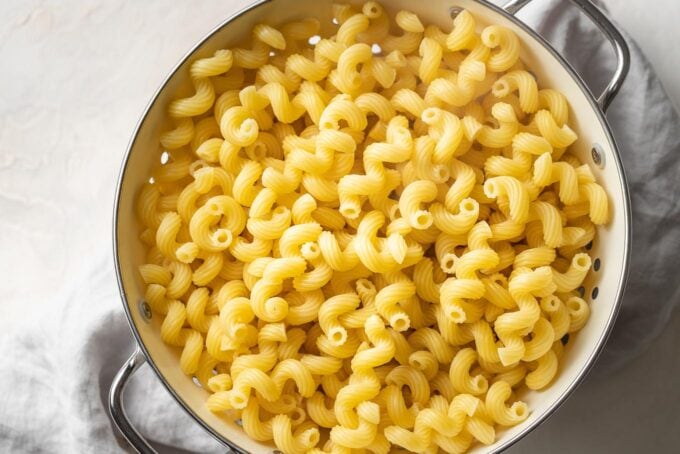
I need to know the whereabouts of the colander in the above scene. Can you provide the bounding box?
[110,0,631,452]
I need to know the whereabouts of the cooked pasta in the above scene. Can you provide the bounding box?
[135,3,609,453]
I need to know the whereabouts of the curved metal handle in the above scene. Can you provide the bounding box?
[503,0,630,112]
[109,348,158,454]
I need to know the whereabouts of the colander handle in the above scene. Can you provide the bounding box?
[109,348,158,454]
[503,0,630,112]
[109,348,241,454]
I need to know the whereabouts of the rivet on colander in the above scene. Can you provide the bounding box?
[449,6,464,19]
[192,376,202,388]
[593,258,601,271]
[577,286,585,297]
[591,143,605,168]
[235,419,243,427]
[592,286,599,300]
[585,241,593,251]
[138,300,152,321]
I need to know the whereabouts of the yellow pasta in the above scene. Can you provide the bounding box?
[476,102,519,147]
[484,175,530,224]
[446,9,477,51]
[425,59,486,107]
[492,70,539,114]
[485,380,529,426]
[418,37,442,84]
[481,25,520,72]
[134,4,610,453]
[398,180,438,230]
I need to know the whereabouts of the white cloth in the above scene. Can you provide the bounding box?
[0,1,678,453]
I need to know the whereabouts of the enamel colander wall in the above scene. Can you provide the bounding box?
[110,0,631,452]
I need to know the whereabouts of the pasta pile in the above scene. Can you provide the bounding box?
[136,2,609,453]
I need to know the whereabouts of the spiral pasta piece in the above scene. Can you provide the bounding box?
[169,49,233,118]
[481,25,520,72]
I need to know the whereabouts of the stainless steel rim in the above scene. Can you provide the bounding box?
[111,0,632,452]
[108,348,157,454]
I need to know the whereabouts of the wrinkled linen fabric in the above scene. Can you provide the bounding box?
[0,0,678,453]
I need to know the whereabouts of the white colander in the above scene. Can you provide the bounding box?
[110,0,631,452]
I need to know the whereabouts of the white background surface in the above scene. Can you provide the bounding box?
[0,0,678,452]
